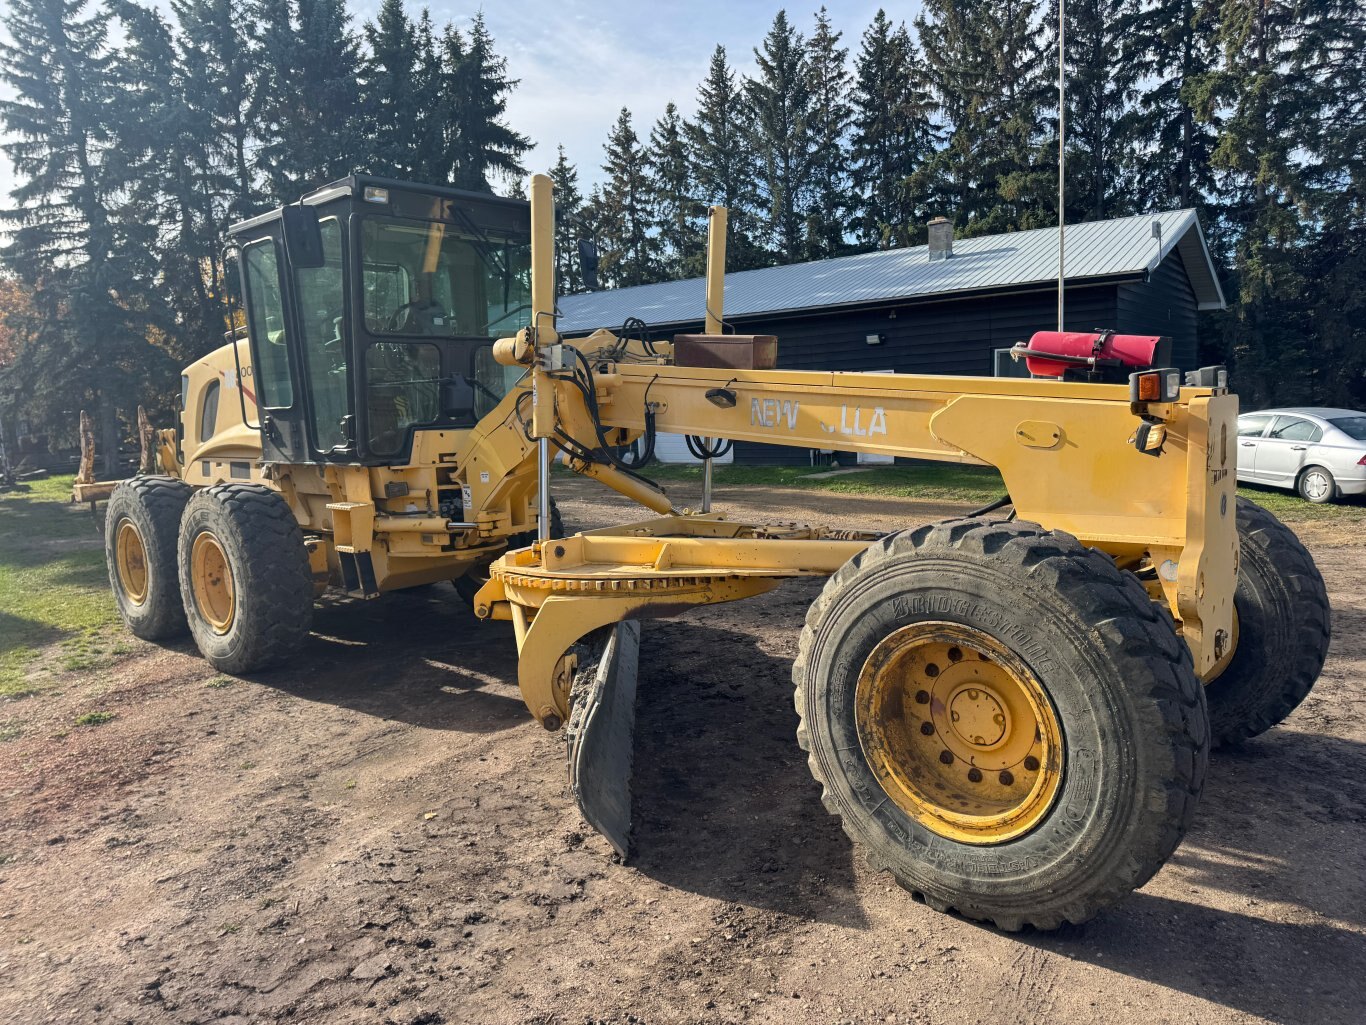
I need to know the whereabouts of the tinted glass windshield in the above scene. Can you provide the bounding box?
[1330,416,1366,441]
[361,215,531,338]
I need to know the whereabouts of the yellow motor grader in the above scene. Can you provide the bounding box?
[102,172,1329,931]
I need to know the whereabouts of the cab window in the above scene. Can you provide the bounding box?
[366,342,441,456]
[241,239,294,408]
[360,215,531,337]
[1237,415,1273,438]
[295,218,349,452]
[199,379,220,445]
[1268,417,1322,443]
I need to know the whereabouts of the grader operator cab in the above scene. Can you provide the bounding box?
[102,173,1330,932]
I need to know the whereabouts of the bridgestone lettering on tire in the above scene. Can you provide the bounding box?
[178,484,313,674]
[105,476,193,640]
[793,517,1209,931]
[1204,499,1330,746]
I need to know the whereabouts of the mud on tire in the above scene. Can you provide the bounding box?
[1204,499,1330,746]
[793,517,1209,931]
[178,484,313,674]
[105,475,194,640]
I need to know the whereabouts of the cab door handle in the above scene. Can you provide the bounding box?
[1292,445,1308,451]
[1240,441,1256,447]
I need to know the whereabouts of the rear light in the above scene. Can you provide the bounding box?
[1129,369,1182,404]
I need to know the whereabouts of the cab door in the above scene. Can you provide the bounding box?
[239,234,311,464]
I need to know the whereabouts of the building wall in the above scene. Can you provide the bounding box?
[1115,250,1200,369]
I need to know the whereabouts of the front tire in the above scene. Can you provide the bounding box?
[178,484,313,673]
[794,517,1208,931]
[105,476,193,640]
[1204,499,1330,746]
[1297,465,1336,503]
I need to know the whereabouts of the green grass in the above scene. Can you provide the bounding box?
[644,462,1010,503]
[642,461,1363,527]
[74,710,115,727]
[0,474,120,696]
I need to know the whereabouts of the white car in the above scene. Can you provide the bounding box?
[1236,407,1366,503]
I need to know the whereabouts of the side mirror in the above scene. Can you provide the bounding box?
[282,204,325,269]
[441,376,477,422]
[577,238,600,291]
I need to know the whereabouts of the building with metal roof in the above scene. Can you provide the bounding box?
[557,209,1227,465]
[559,209,1223,335]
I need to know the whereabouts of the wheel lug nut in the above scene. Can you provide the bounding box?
[947,646,963,662]
[925,663,940,678]
[967,768,982,783]
[1023,756,1040,772]
[914,689,930,704]
[938,750,954,765]
[999,770,1014,786]
[920,722,935,736]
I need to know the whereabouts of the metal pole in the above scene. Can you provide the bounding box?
[701,447,714,513]
[1058,0,1066,332]
[538,437,552,542]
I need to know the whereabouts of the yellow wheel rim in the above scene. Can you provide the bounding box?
[190,531,235,634]
[855,621,1064,845]
[115,520,149,605]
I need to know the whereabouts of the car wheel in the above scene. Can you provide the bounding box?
[1297,465,1336,503]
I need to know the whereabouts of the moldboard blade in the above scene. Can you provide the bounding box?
[566,621,641,860]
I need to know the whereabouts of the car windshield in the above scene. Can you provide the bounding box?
[1330,416,1366,441]
[361,215,532,338]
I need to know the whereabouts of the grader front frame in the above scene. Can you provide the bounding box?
[465,174,1327,930]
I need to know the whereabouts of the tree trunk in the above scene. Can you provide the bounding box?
[98,392,120,481]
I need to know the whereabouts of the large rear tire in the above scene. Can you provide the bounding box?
[105,476,193,640]
[794,517,1208,931]
[1204,499,1330,746]
[454,499,563,606]
[177,484,313,674]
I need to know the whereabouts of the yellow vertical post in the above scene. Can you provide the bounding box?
[529,173,559,353]
[704,206,728,335]
[528,173,558,541]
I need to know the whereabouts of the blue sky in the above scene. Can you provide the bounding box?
[0,1,913,202]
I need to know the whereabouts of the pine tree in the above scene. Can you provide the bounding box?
[548,145,586,294]
[410,9,446,183]
[917,0,1053,235]
[850,11,935,249]
[171,0,258,221]
[685,46,766,270]
[1198,0,1320,404]
[1123,0,1220,213]
[647,103,704,279]
[804,7,853,259]
[744,11,816,263]
[1293,0,1366,405]
[598,108,657,288]
[1044,0,1141,222]
[112,0,223,365]
[0,0,175,474]
[253,0,363,202]
[445,13,531,192]
[361,0,418,177]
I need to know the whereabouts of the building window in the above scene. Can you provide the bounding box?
[994,348,1031,379]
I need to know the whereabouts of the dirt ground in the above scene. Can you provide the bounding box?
[2,477,1364,1025]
